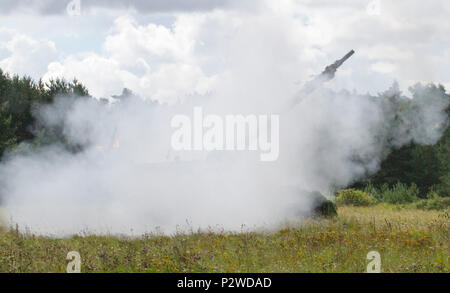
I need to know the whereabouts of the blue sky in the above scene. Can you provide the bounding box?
[0,0,449,101]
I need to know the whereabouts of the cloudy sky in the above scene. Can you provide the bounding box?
[0,0,449,101]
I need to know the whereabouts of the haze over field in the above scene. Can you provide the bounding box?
[0,0,449,236]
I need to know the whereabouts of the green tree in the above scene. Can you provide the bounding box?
[0,101,18,156]
[0,68,90,158]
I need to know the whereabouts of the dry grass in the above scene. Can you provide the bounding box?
[0,205,448,273]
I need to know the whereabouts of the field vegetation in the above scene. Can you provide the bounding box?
[0,203,448,273]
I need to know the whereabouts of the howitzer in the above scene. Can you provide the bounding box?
[320,49,354,80]
[291,50,355,106]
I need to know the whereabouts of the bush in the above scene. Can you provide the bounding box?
[425,190,439,199]
[335,189,375,206]
[381,182,419,204]
[414,197,450,210]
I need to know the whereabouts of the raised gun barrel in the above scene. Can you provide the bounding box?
[290,50,355,107]
[321,49,355,80]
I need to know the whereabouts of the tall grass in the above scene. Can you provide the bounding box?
[0,205,448,273]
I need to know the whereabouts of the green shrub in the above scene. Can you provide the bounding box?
[381,182,419,204]
[425,190,439,199]
[335,189,375,206]
[414,197,450,210]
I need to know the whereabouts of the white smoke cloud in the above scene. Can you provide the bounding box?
[0,2,449,236]
[0,80,447,236]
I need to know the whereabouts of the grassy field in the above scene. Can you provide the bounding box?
[0,204,448,273]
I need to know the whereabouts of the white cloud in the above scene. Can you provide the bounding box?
[370,61,396,74]
[104,15,196,64]
[43,14,217,102]
[0,0,449,97]
[0,34,57,79]
[45,54,128,97]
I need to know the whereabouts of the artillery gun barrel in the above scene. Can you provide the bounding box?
[289,49,355,108]
[323,49,355,76]
[334,50,355,68]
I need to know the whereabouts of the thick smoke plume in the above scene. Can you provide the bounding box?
[0,78,447,236]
